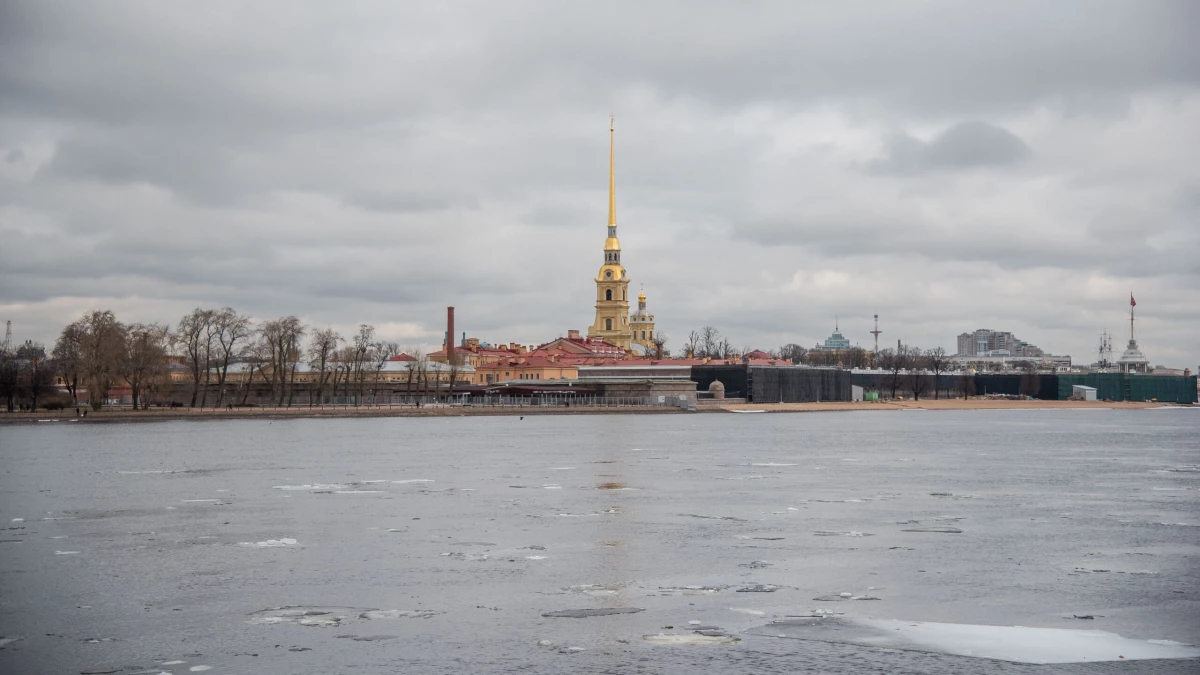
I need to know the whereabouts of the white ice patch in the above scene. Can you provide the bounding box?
[644,633,740,645]
[189,667,212,672]
[54,550,80,555]
[756,617,1200,664]
[391,479,434,484]
[334,490,387,494]
[273,483,349,490]
[10,518,23,522]
[729,607,766,616]
[360,609,438,620]
[240,538,298,548]
[525,555,548,560]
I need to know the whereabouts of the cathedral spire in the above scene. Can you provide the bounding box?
[608,115,616,229]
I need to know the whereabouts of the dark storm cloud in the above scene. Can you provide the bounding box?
[1,0,1198,366]
[872,121,1030,173]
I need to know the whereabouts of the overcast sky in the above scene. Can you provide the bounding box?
[2,1,1198,366]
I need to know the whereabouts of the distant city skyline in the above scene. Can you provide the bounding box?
[0,2,1197,368]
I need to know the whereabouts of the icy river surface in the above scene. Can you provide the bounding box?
[1,410,1198,674]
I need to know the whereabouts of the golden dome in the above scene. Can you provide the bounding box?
[637,290,646,302]
[604,236,621,251]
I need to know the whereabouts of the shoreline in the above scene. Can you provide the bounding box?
[0,398,1190,424]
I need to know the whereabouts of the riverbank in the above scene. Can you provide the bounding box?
[1,398,1190,424]
[0,404,686,424]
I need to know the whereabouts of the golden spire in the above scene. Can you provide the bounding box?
[608,115,616,228]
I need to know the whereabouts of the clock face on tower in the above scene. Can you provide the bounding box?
[605,270,612,279]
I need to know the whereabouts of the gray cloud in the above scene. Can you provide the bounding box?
[872,121,1031,173]
[1,0,1198,367]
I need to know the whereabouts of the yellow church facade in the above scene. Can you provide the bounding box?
[587,119,657,353]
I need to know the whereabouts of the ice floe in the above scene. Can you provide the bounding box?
[813,530,873,537]
[749,617,1200,663]
[360,609,437,619]
[542,607,644,618]
[247,606,367,626]
[54,550,80,555]
[240,538,298,548]
[643,633,740,645]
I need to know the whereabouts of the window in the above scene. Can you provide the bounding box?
[623,289,627,300]
[605,318,612,331]
[641,330,646,340]
[605,289,612,301]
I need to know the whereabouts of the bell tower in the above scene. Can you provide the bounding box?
[588,116,632,349]
[630,287,656,351]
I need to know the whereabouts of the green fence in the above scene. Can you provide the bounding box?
[1056,374,1197,404]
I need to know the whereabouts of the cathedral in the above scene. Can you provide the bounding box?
[587,119,657,353]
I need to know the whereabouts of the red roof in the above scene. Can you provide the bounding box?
[388,353,417,362]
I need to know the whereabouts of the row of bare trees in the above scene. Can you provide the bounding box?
[22,307,440,412]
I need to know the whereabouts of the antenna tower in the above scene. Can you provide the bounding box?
[2,321,10,352]
[870,315,882,353]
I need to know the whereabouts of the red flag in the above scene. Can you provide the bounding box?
[1130,294,1136,307]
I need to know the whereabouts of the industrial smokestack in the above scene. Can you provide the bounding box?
[447,307,455,366]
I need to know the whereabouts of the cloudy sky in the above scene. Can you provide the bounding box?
[2,1,1198,366]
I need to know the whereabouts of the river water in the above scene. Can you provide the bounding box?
[1,409,1197,674]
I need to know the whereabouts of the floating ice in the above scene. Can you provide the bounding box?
[335,490,387,494]
[392,479,434,484]
[360,609,438,619]
[643,633,740,645]
[240,538,298,548]
[189,667,212,672]
[717,475,765,480]
[542,607,645,618]
[737,584,781,593]
[729,608,765,616]
[273,484,349,491]
[10,518,24,522]
[181,499,220,503]
[813,531,873,537]
[750,463,797,467]
[0,636,23,647]
[680,514,747,522]
[54,550,80,555]
[568,584,620,597]
[247,606,364,626]
[902,527,963,534]
[161,661,185,665]
[525,555,548,560]
[749,617,1200,664]
[337,634,398,641]
[659,585,727,595]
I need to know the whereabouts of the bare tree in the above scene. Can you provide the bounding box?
[907,346,929,400]
[369,340,399,405]
[925,347,949,400]
[876,347,905,399]
[684,330,700,358]
[779,343,807,365]
[307,327,342,406]
[211,308,252,407]
[76,310,126,410]
[348,324,375,406]
[16,342,53,411]
[52,322,84,404]
[653,332,667,359]
[0,344,17,412]
[121,323,169,410]
[699,326,721,358]
[259,316,306,406]
[177,308,215,408]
